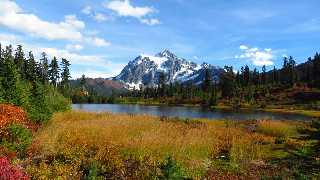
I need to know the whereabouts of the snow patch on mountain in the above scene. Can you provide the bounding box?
[114,50,223,90]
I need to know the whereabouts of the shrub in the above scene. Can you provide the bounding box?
[0,156,29,179]
[158,156,187,179]
[0,104,29,133]
[1,124,32,156]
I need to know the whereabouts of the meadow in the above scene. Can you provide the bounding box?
[22,111,320,179]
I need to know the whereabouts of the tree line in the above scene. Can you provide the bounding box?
[124,52,320,108]
[0,43,70,122]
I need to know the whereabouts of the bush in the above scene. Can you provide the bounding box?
[1,124,33,156]
[0,156,29,179]
[158,156,187,179]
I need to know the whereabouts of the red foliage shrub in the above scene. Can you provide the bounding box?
[0,104,38,134]
[0,156,29,180]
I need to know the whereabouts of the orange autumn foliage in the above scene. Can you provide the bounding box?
[0,104,38,134]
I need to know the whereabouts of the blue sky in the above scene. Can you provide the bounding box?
[0,0,320,78]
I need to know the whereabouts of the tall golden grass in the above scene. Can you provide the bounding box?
[27,111,279,179]
[256,120,299,138]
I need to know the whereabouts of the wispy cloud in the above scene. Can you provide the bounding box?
[0,33,122,79]
[0,0,110,47]
[286,18,320,33]
[235,45,274,66]
[232,9,275,23]
[103,0,160,26]
[81,5,112,23]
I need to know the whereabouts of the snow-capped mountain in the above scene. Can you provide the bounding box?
[114,50,223,89]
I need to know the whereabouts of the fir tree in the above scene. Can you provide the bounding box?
[26,51,38,82]
[48,56,60,87]
[0,45,28,107]
[202,68,212,93]
[14,45,25,78]
[39,52,49,83]
[60,58,71,89]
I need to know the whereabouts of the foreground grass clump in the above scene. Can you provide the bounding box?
[24,111,317,179]
[256,120,299,138]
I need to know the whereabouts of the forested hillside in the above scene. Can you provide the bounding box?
[0,43,70,122]
[123,53,320,109]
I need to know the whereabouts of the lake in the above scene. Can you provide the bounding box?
[72,104,315,121]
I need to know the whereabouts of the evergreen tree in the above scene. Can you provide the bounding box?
[26,51,38,82]
[39,52,49,83]
[48,56,60,87]
[0,45,28,107]
[158,72,166,97]
[272,66,278,84]
[288,56,296,85]
[313,53,320,88]
[28,81,52,122]
[60,58,71,90]
[252,68,260,85]
[14,45,25,78]
[220,66,236,98]
[202,68,212,93]
[261,65,266,85]
[243,65,250,86]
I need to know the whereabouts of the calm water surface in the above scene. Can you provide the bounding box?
[72,104,315,121]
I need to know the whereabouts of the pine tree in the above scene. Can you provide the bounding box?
[60,58,71,89]
[252,68,259,85]
[313,53,320,88]
[272,66,277,84]
[28,81,52,122]
[261,65,266,85]
[243,65,250,86]
[0,45,28,107]
[39,52,49,83]
[26,51,38,82]
[202,68,212,93]
[220,66,236,98]
[48,57,60,87]
[14,45,25,78]
[158,72,166,97]
[288,56,296,85]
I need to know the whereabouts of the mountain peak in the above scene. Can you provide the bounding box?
[156,49,176,58]
[115,50,223,89]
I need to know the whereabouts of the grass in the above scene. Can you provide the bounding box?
[256,120,299,138]
[22,111,319,179]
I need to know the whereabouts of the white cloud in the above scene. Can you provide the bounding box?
[66,44,84,51]
[85,37,111,47]
[104,0,154,18]
[0,33,19,43]
[82,6,92,15]
[93,13,109,22]
[103,0,160,25]
[236,45,274,66]
[82,5,111,23]
[0,0,84,41]
[0,33,122,79]
[140,18,160,26]
[0,0,110,48]
[239,45,248,50]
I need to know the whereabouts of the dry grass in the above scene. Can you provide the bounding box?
[256,120,299,138]
[27,111,279,179]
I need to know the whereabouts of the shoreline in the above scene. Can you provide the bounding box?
[73,102,320,119]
